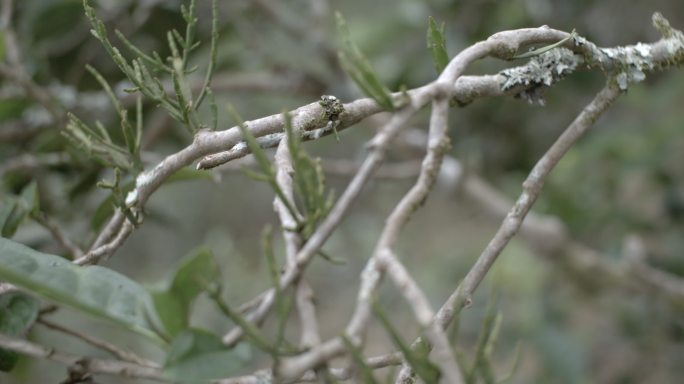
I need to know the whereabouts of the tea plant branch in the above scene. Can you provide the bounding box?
[214,351,403,383]
[79,13,682,356]
[193,73,551,170]
[31,212,84,259]
[274,24,581,382]
[322,132,684,317]
[258,15,684,382]
[273,138,323,350]
[37,317,155,367]
[436,81,621,329]
[223,92,437,346]
[391,85,622,382]
[0,333,168,382]
[324,97,465,384]
[29,10,679,383]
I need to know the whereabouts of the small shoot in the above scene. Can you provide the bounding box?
[83,0,215,135]
[227,104,302,226]
[262,225,294,350]
[206,283,278,356]
[95,168,140,226]
[207,88,218,131]
[336,12,395,110]
[466,289,503,383]
[1,182,40,238]
[114,30,171,73]
[498,342,523,384]
[372,300,440,383]
[282,111,335,239]
[86,65,142,167]
[342,335,380,384]
[195,0,219,109]
[512,30,577,60]
[427,17,449,74]
[64,113,136,171]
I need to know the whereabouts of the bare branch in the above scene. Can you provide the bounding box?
[436,82,621,329]
[32,212,84,259]
[0,333,167,382]
[38,317,156,367]
[273,137,323,349]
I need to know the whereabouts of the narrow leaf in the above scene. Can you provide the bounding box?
[336,12,394,110]
[427,17,449,73]
[208,285,277,355]
[195,0,218,109]
[342,335,380,384]
[512,29,576,59]
[372,301,440,382]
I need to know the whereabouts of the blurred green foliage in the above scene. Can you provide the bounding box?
[1,0,684,383]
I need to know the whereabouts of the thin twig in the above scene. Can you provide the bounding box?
[38,317,156,367]
[273,138,323,349]
[436,82,621,328]
[0,333,167,382]
[32,213,84,259]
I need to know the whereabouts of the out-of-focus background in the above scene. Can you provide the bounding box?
[2,0,684,382]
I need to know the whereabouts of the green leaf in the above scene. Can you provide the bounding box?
[163,329,250,382]
[152,248,218,337]
[0,237,164,344]
[468,291,501,383]
[91,182,132,231]
[165,168,214,183]
[282,111,334,238]
[373,301,440,383]
[0,293,39,372]
[19,181,40,216]
[427,17,449,74]
[342,335,380,383]
[85,65,140,160]
[1,201,24,238]
[63,113,134,170]
[229,105,300,222]
[336,12,394,110]
[0,182,40,238]
[0,31,5,63]
[194,0,218,109]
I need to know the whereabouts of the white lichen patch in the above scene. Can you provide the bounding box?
[124,168,159,206]
[600,44,655,90]
[232,141,247,152]
[662,33,684,60]
[500,47,581,105]
[124,189,139,207]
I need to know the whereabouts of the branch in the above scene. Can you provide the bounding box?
[31,212,84,259]
[436,81,621,328]
[273,139,323,349]
[38,317,156,367]
[0,333,167,382]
